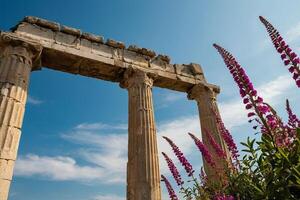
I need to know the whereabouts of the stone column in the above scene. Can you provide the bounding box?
[188,83,228,180]
[0,33,41,200]
[120,68,161,200]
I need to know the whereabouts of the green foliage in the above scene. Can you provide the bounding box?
[226,128,300,200]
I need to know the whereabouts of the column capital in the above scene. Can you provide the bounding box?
[119,67,156,89]
[0,32,43,70]
[187,83,220,102]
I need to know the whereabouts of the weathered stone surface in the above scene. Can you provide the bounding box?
[10,18,210,92]
[106,39,125,49]
[0,159,14,180]
[0,179,10,200]
[81,32,104,43]
[0,34,41,200]
[61,25,81,36]
[188,84,228,182]
[23,16,60,31]
[121,68,161,200]
[127,45,156,58]
[150,55,173,73]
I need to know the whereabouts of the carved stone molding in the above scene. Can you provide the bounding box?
[0,32,42,70]
[187,83,220,104]
[119,67,156,89]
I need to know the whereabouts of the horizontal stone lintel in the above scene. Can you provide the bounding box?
[1,17,219,93]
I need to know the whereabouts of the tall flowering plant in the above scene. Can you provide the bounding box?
[161,16,300,200]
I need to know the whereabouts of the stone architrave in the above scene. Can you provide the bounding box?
[0,34,41,200]
[188,83,228,180]
[120,67,161,200]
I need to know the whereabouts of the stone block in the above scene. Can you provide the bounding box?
[0,125,21,160]
[127,45,156,58]
[0,83,27,103]
[0,96,25,128]
[123,50,149,69]
[15,23,55,42]
[0,179,10,200]
[81,32,104,43]
[91,42,113,59]
[54,32,80,48]
[0,159,15,180]
[61,25,81,36]
[106,39,125,49]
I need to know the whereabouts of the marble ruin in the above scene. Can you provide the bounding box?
[0,16,227,200]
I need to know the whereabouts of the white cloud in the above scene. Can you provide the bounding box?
[15,154,105,182]
[157,116,200,174]
[27,96,43,105]
[219,74,295,128]
[285,22,300,43]
[75,123,127,131]
[92,194,124,200]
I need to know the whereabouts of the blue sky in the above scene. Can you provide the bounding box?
[1,0,300,199]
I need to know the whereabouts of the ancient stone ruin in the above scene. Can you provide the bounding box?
[0,16,227,200]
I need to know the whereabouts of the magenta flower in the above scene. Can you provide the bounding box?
[213,43,281,135]
[161,175,179,200]
[188,133,216,167]
[162,152,184,186]
[163,136,194,176]
[214,194,235,200]
[212,108,239,163]
[286,99,300,128]
[204,129,226,158]
[259,16,300,88]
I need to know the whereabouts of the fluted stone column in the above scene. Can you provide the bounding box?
[120,68,161,200]
[0,33,41,200]
[188,84,228,180]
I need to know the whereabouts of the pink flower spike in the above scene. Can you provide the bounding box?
[286,99,300,128]
[289,66,295,73]
[260,16,300,89]
[284,59,290,65]
[245,104,252,110]
[188,133,216,167]
[281,54,287,60]
[243,98,249,104]
[161,175,179,200]
[203,129,226,158]
[163,136,194,176]
[162,152,184,186]
[296,79,300,87]
[248,112,256,117]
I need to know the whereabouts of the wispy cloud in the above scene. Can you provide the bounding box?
[155,90,185,108]
[27,96,43,105]
[258,20,300,54]
[285,22,300,43]
[219,75,295,128]
[15,154,105,182]
[92,194,124,200]
[75,122,127,131]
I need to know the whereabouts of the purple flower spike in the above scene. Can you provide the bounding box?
[286,99,300,128]
[211,108,239,164]
[213,43,282,135]
[214,194,235,200]
[188,133,216,167]
[260,16,300,88]
[163,136,194,176]
[162,152,184,186]
[203,129,226,159]
[161,175,179,200]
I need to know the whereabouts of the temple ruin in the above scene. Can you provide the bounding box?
[0,16,227,200]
